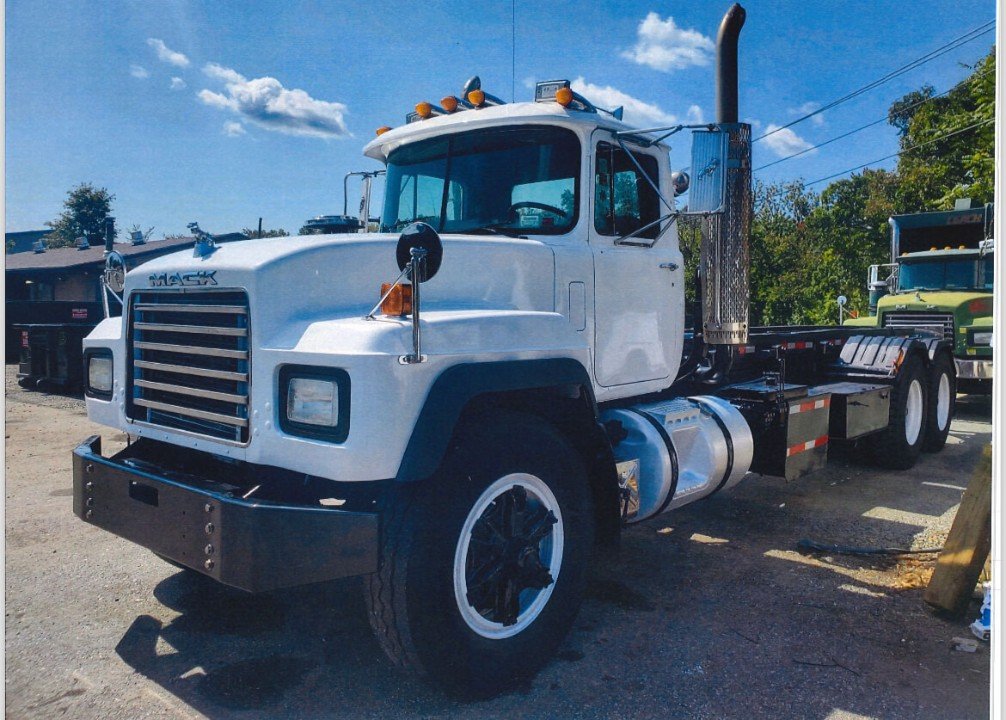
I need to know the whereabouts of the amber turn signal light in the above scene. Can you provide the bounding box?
[467,89,486,107]
[375,126,392,136]
[555,87,573,107]
[381,282,413,316]
[441,95,459,113]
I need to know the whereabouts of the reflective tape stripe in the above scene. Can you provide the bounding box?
[790,397,831,414]
[786,434,829,457]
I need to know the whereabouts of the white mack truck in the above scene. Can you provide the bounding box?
[74,4,956,696]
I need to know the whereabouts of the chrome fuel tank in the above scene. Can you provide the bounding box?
[602,395,754,523]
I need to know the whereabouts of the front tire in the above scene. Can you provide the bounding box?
[868,352,928,470]
[365,410,594,697]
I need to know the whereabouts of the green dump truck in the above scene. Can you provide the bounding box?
[846,202,993,393]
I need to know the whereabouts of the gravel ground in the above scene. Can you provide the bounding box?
[5,364,992,719]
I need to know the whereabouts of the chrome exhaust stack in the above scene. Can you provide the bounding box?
[697,3,752,346]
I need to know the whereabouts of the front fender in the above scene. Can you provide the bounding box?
[396,357,595,482]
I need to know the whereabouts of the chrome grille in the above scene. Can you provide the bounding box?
[882,312,954,340]
[128,290,250,443]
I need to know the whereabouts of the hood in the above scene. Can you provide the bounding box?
[878,290,993,315]
[125,233,557,346]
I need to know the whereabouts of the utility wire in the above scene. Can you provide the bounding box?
[801,117,993,187]
[754,67,992,172]
[754,19,994,142]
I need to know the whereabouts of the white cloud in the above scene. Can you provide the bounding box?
[570,77,677,126]
[686,105,705,124]
[621,12,714,72]
[203,62,245,84]
[790,101,825,127]
[130,64,149,79]
[761,124,815,157]
[223,121,246,137]
[147,38,190,68]
[170,76,186,91]
[198,63,350,139]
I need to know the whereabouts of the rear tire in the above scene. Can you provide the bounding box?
[868,352,928,470]
[364,410,594,697]
[922,352,955,452]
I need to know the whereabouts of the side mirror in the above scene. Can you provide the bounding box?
[396,222,443,283]
[836,295,848,307]
[671,171,690,197]
[103,251,126,294]
[688,128,729,212]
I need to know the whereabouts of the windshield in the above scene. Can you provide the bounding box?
[898,257,984,292]
[381,125,580,235]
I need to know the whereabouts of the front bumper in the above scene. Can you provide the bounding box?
[72,436,379,592]
[955,358,993,380]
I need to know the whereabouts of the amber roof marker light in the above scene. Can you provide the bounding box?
[467,89,486,107]
[415,102,433,119]
[375,126,392,136]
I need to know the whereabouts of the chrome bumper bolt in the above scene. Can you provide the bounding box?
[204,543,214,556]
[205,522,215,535]
[204,559,215,570]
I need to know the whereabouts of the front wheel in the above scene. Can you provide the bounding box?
[365,410,594,697]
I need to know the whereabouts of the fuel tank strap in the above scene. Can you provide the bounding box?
[689,397,734,495]
[625,408,679,514]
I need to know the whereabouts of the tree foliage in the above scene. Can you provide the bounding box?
[892,49,994,209]
[44,182,115,249]
[242,227,289,238]
[734,47,994,325]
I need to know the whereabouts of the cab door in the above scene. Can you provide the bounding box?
[590,134,684,390]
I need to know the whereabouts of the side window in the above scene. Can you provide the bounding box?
[594,143,661,240]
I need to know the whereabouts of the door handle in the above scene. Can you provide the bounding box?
[659,262,679,271]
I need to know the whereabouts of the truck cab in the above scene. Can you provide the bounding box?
[846,203,993,391]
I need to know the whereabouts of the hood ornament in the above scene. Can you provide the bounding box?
[188,222,218,258]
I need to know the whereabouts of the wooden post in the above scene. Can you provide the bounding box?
[924,445,992,616]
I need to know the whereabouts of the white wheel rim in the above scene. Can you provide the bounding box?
[453,473,564,639]
[905,379,923,445]
[936,373,951,430]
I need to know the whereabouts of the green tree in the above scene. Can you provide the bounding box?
[891,48,994,210]
[242,227,289,238]
[44,182,115,248]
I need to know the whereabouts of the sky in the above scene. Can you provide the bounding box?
[4,0,997,236]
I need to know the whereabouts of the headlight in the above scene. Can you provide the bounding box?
[279,366,350,442]
[288,378,338,426]
[971,331,992,346]
[84,350,113,398]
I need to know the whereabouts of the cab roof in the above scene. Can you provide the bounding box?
[900,248,989,261]
[362,100,663,161]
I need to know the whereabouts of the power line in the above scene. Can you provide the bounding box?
[801,117,993,187]
[754,19,994,142]
[754,67,993,172]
